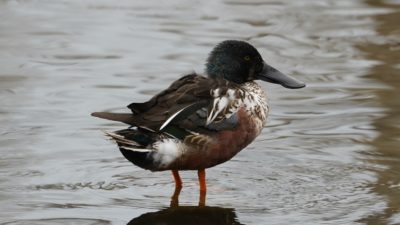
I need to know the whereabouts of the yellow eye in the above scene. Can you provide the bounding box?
[244,56,251,61]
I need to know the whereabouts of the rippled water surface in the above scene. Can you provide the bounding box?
[1,0,399,224]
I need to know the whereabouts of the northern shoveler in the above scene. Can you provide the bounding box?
[92,40,305,205]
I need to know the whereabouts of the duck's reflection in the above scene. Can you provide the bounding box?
[128,185,244,225]
[127,205,244,225]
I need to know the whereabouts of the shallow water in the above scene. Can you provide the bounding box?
[0,0,399,224]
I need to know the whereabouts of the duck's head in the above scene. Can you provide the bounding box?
[206,40,305,89]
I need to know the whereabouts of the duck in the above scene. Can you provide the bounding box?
[92,40,305,205]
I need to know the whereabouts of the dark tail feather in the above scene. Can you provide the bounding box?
[106,129,157,170]
[91,112,135,125]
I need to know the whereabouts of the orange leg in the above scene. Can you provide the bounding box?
[198,169,207,206]
[172,170,182,189]
[170,186,182,207]
[171,170,182,207]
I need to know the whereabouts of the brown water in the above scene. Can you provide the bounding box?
[0,0,399,224]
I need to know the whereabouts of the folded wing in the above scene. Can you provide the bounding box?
[93,74,246,139]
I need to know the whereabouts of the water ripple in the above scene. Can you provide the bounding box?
[2,218,111,225]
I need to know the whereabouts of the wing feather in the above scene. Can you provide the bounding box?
[95,73,244,138]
